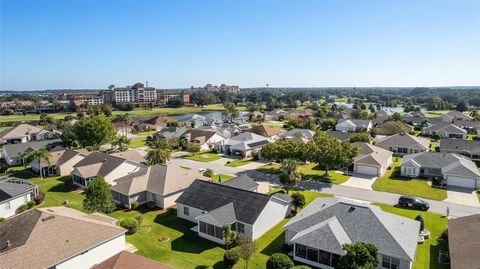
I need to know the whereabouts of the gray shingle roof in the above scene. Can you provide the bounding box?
[222,175,258,190]
[284,197,420,261]
[280,129,315,140]
[376,133,430,150]
[326,131,354,142]
[401,152,480,178]
[73,151,126,178]
[440,139,480,154]
[2,139,61,158]
[423,123,466,134]
[176,180,271,224]
[0,177,38,203]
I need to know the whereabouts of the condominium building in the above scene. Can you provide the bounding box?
[103,82,157,104]
[157,91,191,106]
[68,93,104,107]
[191,84,240,94]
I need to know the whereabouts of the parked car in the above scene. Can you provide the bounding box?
[398,196,430,211]
[197,168,206,172]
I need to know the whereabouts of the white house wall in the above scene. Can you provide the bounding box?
[176,203,205,223]
[0,194,32,218]
[55,234,125,269]
[104,161,144,184]
[252,198,289,240]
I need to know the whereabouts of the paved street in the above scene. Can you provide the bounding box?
[171,158,480,218]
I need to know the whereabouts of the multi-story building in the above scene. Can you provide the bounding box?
[103,82,157,104]
[157,91,190,106]
[68,93,104,107]
[191,84,240,94]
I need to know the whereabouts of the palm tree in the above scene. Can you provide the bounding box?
[29,148,51,179]
[112,135,131,151]
[280,158,301,194]
[146,138,172,165]
[113,113,132,137]
[18,150,32,169]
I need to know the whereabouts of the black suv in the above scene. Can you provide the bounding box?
[398,196,430,211]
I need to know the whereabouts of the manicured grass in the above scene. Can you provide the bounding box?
[130,137,147,148]
[211,174,236,183]
[256,163,351,184]
[30,176,86,212]
[108,190,328,269]
[372,159,447,201]
[372,203,449,269]
[133,130,158,136]
[0,104,247,123]
[297,163,351,184]
[183,152,221,162]
[477,190,480,202]
[225,159,252,167]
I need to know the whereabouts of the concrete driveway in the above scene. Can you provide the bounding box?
[340,174,377,190]
[445,187,480,207]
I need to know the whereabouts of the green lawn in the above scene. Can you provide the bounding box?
[30,176,86,212]
[108,190,328,269]
[256,163,351,184]
[183,152,221,162]
[0,104,247,123]
[372,160,447,200]
[130,137,147,148]
[477,190,480,202]
[373,203,449,269]
[211,174,235,183]
[133,130,158,136]
[225,159,252,167]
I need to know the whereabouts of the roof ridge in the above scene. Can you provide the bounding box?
[195,180,271,198]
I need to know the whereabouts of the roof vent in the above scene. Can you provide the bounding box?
[6,240,11,248]
[42,215,55,222]
[349,205,356,212]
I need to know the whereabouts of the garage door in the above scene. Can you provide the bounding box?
[355,165,379,176]
[446,175,476,189]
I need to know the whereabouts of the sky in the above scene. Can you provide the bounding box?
[1,0,479,90]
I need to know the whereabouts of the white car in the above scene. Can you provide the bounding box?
[198,168,206,172]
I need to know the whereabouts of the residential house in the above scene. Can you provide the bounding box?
[352,142,393,176]
[110,163,209,209]
[0,123,54,144]
[153,126,187,140]
[280,129,315,142]
[222,174,259,192]
[265,109,288,120]
[30,146,86,177]
[110,149,145,164]
[453,119,480,134]
[437,111,473,123]
[401,112,428,126]
[284,197,419,269]
[440,139,480,159]
[0,177,38,218]
[71,152,145,187]
[375,133,431,156]
[0,207,126,269]
[182,114,217,128]
[250,124,285,139]
[176,180,290,244]
[422,124,467,139]
[92,251,173,269]
[400,152,480,189]
[181,129,226,151]
[144,116,178,131]
[335,119,372,132]
[1,139,62,166]
[448,214,480,269]
[326,131,355,142]
[215,132,272,158]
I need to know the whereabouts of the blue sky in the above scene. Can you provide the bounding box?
[1,0,479,90]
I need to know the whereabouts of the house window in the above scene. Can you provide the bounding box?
[183,206,190,216]
[199,221,223,239]
[306,248,319,263]
[382,255,400,269]
[295,244,307,259]
[237,222,245,234]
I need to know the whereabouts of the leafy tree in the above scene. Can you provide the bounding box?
[260,140,305,162]
[279,159,301,194]
[319,118,337,130]
[112,135,131,151]
[223,102,239,122]
[237,236,257,269]
[59,122,77,148]
[224,250,240,268]
[336,242,379,269]
[373,121,411,135]
[291,192,306,213]
[306,133,342,176]
[146,138,172,165]
[223,224,238,249]
[187,142,201,154]
[349,133,371,143]
[83,176,116,213]
[388,112,402,122]
[74,115,116,149]
[456,100,469,112]
[166,97,183,108]
[28,148,50,179]
[203,168,214,178]
[245,102,258,112]
[100,104,112,117]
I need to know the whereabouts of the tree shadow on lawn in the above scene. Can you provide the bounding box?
[7,169,36,179]
[154,209,221,254]
[196,261,226,269]
[429,240,449,269]
[260,231,286,256]
[49,176,82,193]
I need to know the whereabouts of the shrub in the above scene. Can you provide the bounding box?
[18,204,29,213]
[223,250,240,268]
[203,168,214,178]
[134,214,144,226]
[0,217,5,222]
[120,218,139,234]
[415,215,424,231]
[147,201,156,209]
[34,192,45,205]
[282,244,293,253]
[292,266,311,269]
[27,200,35,208]
[266,253,294,269]
[441,228,448,242]
[130,201,139,210]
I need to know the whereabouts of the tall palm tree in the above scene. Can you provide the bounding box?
[146,138,172,165]
[18,150,32,169]
[29,148,51,179]
[112,135,131,151]
[280,158,301,194]
[113,113,132,137]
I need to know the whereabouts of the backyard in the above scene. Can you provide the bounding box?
[372,159,448,201]
[256,163,351,184]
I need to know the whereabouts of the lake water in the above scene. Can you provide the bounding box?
[332,102,426,113]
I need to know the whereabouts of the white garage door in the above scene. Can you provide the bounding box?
[355,165,379,176]
[446,175,476,189]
